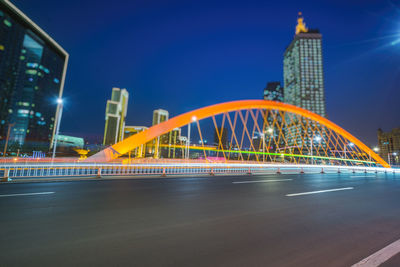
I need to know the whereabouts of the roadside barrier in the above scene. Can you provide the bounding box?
[1,163,399,181]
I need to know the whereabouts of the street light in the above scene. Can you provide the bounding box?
[52,98,63,159]
[186,116,197,159]
[310,135,321,165]
[344,142,354,160]
[3,122,15,158]
[373,147,379,152]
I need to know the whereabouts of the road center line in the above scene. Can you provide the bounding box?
[0,192,55,198]
[233,179,292,184]
[352,238,400,267]
[286,187,353,197]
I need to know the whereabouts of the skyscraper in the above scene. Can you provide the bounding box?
[377,128,400,165]
[283,13,326,117]
[263,82,284,102]
[103,88,129,146]
[152,109,169,158]
[123,126,148,158]
[283,13,326,149]
[263,82,284,151]
[152,109,169,125]
[0,0,68,152]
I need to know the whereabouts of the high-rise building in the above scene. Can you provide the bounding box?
[0,0,68,151]
[123,126,148,158]
[152,109,169,158]
[377,128,400,165]
[263,82,283,102]
[283,13,326,117]
[263,81,284,151]
[103,88,129,146]
[152,109,169,125]
[283,13,326,150]
[167,128,181,158]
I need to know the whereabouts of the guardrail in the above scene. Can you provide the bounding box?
[0,163,399,182]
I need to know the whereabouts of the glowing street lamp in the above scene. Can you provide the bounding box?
[344,142,354,160]
[186,116,197,159]
[52,98,63,159]
[373,147,379,152]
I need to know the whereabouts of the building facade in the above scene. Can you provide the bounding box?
[103,88,129,146]
[123,126,148,158]
[263,81,284,151]
[0,0,68,152]
[283,13,326,149]
[377,128,400,166]
[263,82,284,102]
[152,109,169,158]
[283,14,326,117]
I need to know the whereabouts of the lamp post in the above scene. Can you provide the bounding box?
[311,135,321,165]
[3,123,15,158]
[344,142,354,160]
[259,132,265,162]
[186,116,197,159]
[52,98,63,159]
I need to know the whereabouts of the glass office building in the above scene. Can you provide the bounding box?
[283,14,326,117]
[0,0,68,152]
[263,82,284,102]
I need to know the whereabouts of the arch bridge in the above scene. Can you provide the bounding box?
[89,100,389,168]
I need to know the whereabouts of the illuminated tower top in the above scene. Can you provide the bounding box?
[295,12,308,34]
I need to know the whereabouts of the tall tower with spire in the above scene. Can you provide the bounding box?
[283,12,326,118]
[283,13,326,147]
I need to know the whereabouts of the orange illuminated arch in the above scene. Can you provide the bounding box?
[89,100,389,167]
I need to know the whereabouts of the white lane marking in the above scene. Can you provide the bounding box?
[350,176,376,178]
[0,192,55,198]
[233,179,292,184]
[352,239,400,267]
[286,187,353,197]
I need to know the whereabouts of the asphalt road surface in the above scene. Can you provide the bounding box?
[2,172,400,267]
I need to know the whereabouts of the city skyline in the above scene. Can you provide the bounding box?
[10,0,400,146]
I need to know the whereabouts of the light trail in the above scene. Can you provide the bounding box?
[159,144,376,164]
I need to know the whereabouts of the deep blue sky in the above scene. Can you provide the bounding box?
[13,0,400,145]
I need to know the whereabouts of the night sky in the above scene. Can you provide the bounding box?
[13,0,400,145]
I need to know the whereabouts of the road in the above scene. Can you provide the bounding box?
[1,172,400,266]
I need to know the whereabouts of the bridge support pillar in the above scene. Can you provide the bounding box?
[364,169,367,174]
[97,168,102,178]
[162,168,166,177]
[321,168,325,174]
[338,168,341,174]
[300,167,304,174]
[276,167,281,175]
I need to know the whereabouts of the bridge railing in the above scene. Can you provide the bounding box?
[0,163,399,181]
